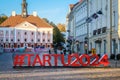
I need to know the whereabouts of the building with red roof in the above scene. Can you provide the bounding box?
[0,0,53,48]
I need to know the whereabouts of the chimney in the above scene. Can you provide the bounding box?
[33,11,37,17]
[12,11,16,16]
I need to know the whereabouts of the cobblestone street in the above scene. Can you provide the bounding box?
[0,68,120,80]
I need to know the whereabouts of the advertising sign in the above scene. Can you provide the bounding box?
[13,53,109,67]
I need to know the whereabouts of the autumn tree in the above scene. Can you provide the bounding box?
[57,23,66,32]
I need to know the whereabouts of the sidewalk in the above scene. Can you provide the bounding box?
[109,60,120,68]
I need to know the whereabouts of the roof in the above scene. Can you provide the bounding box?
[0,15,53,28]
[69,0,83,11]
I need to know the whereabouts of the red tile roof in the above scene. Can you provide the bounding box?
[0,15,53,28]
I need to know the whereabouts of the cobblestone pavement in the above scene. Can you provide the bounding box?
[0,52,120,80]
[0,68,120,80]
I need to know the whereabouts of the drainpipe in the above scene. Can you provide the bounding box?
[87,0,89,54]
[110,0,112,55]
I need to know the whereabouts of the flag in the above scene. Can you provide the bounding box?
[92,13,98,19]
[86,17,92,23]
[97,10,103,14]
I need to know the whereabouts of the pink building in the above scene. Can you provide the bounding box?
[0,0,53,48]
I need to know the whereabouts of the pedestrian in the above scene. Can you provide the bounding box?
[48,46,51,54]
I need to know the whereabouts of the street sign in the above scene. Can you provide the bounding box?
[92,48,96,54]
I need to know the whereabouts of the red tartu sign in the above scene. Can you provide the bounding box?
[13,54,109,67]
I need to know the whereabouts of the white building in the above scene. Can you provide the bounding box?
[67,0,88,54]
[67,0,120,57]
[0,0,53,48]
[88,0,120,57]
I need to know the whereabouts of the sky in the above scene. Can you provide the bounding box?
[0,0,78,24]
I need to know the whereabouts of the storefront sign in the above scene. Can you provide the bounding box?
[13,54,109,67]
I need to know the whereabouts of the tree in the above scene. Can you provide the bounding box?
[0,14,8,24]
[53,26,65,44]
[42,18,65,44]
[57,23,66,32]
[42,18,49,23]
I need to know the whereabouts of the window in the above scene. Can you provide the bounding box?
[31,45,34,48]
[48,31,50,37]
[24,32,27,35]
[43,31,45,35]
[38,32,40,35]
[48,39,50,42]
[38,39,40,42]
[43,39,45,42]
[11,39,13,41]
[102,27,107,33]
[24,39,27,42]
[6,39,8,41]
[6,31,8,35]
[1,39,3,42]
[18,32,20,35]
[18,45,20,48]
[31,39,34,42]
[97,28,101,34]
[11,30,14,34]
[0,30,3,35]
[31,32,34,35]
[18,39,20,42]
[93,30,97,35]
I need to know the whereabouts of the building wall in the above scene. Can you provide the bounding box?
[67,0,120,57]
[88,0,120,57]
[67,0,88,54]
[0,21,53,48]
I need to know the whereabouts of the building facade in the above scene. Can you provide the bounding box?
[88,0,120,57]
[67,0,88,54]
[0,0,53,48]
[67,0,120,57]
